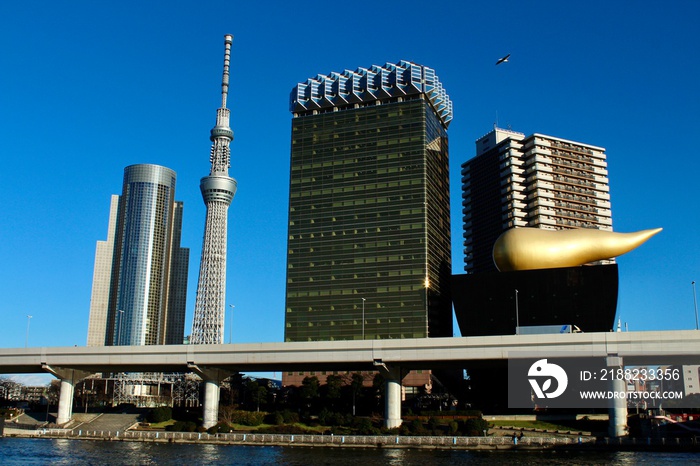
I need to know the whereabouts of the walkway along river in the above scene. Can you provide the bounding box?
[5,427,700,452]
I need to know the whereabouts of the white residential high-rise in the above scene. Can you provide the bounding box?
[86,195,119,346]
[190,35,237,345]
[462,127,612,273]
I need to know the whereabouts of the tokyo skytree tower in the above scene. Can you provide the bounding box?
[190,35,237,344]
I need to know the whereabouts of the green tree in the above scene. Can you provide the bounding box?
[300,375,319,402]
[427,416,440,434]
[230,410,265,426]
[46,380,61,408]
[462,417,489,436]
[300,376,320,412]
[0,377,20,402]
[301,376,320,398]
[353,417,379,434]
[219,404,238,425]
[409,419,428,435]
[448,421,459,435]
[272,411,284,425]
[147,406,172,423]
[248,381,268,412]
[324,375,343,409]
[281,409,299,424]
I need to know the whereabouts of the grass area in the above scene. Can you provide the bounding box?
[138,415,607,436]
[144,419,176,429]
[288,423,327,433]
[489,419,608,434]
[136,420,328,433]
[229,423,269,431]
[229,422,329,432]
[489,420,584,431]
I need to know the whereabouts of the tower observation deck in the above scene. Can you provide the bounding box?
[190,34,237,345]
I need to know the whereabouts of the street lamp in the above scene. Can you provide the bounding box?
[514,289,520,335]
[117,309,124,345]
[361,298,366,339]
[45,387,51,422]
[228,304,235,344]
[84,381,89,414]
[25,315,32,348]
[693,281,698,330]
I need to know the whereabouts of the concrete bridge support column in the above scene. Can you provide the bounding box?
[373,360,404,429]
[202,379,220,429]
[607,355,628,437]
[41,364,91,426]
[385,377,402,429]
[188,363,231,430]
[57,378,75,425]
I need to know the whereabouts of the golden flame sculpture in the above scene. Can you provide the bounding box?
[492,227,662,272]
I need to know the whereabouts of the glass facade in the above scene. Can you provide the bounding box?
[285,97,452,342]
[89,164,189,347]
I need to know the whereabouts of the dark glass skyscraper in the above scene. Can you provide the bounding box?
[284,61,453,346]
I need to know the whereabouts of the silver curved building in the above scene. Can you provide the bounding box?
[87,164,189,346]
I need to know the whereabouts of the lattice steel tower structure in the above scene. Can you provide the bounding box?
[190,34,237,344]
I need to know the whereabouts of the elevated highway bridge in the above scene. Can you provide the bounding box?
[1,330,699,435]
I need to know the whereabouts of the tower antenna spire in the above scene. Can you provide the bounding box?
[221,34,232,108]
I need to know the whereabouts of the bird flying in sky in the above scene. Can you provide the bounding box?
[496,53,511,65]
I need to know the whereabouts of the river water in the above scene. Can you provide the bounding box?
[1,438,699,465]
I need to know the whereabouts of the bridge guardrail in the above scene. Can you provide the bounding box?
[2,422,43,431]
[11,429,598,446]
[9,429,700,448]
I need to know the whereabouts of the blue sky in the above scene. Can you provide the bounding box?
[1,2,699,383]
